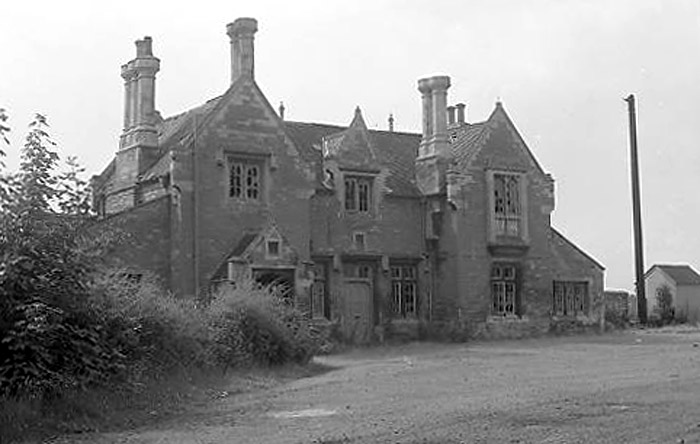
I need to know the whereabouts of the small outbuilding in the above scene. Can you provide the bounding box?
[644,264,700,324]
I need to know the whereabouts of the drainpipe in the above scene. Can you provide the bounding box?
[193,114,200,298]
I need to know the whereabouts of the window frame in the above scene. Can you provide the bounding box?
[486,170,529,242]
[491,263,519,317]
[266,240,280,258]
[344,175,373,213]
[390,264,418,319]
[353,231,366,251]
[552,280,589,317]
[228,156,265,202]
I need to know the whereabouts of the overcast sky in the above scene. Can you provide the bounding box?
[2,0,699,291]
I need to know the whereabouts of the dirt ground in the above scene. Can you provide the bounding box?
[50,328,700,443]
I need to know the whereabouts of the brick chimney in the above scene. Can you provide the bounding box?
[415,75,451,195]
[120,36,160,150]
[226,18,258,83]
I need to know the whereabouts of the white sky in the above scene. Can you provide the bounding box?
[1,0,699,291]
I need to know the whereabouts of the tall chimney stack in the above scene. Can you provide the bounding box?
[415,75,451,196]
[120,36,160,150]
[226,18,258,83]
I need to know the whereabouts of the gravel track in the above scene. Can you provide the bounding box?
[55,329,700,443]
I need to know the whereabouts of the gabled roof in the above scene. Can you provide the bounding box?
[448,103,546,175]
[321,107,379,170]
[283,121,421,196]
[230,232,259,257]
[551,227,605,271]
[646,264,700,286]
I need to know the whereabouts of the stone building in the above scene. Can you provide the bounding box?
[91,18,605,342]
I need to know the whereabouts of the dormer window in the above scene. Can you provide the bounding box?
[229,158,262,201]
[344,176,372,212]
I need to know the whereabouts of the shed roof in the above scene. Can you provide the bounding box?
[647,264,700,286]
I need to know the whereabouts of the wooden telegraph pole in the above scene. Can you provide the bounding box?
[625,94,647,324]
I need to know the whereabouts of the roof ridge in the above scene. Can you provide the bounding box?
[285,120,421,137]
[160,95,225,124]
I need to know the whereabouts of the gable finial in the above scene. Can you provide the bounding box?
[388,113,394,132]
[278,101,285,120]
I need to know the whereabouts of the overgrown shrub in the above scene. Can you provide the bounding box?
[0,211,124,400]
[604,309,629,329]
[88,269,209,380]
[654,284,675,326]
[206,282,318,370]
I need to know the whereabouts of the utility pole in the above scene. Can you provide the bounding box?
[625,94,647,324]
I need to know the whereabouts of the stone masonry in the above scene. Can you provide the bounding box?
[91,17,605,343]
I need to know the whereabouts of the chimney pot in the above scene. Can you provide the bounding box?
[135,36,153,58]
[455,103,466,124]
[447,106,456,125]
[388,113,394,132]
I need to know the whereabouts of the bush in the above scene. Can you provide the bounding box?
[0,213,123,400]
[654,284,675,326]
[604,309,629,330]
[88,269,209,381]
[206,281,318,370]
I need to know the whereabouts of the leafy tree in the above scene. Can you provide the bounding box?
[0,108,11,207]
[0,112,114,399]
[58,155,92,215]
[655,284,675,325]
[16,113,60,214]
[0,108,9,164]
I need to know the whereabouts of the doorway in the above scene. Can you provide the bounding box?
[341,280,373,343]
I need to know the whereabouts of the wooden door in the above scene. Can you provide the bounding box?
[342,280,373,344]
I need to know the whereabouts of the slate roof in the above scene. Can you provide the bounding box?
[140,96,223,182]
[283,121,423,197]
[92,96,223,190]
[94,94,509,199]
[648,264,700,286]
[230,232,259,257]
[449,122,488,168]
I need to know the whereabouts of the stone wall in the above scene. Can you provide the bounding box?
[93,195,171,286]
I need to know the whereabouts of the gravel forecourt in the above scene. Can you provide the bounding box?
[54,328,700,444]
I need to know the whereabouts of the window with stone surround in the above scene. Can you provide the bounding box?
[229,158,262,201]
[552,281,588,316]
[391,265,418,318]
[344,176,372,213]
[491,263,518,316]
[493,173,521,236]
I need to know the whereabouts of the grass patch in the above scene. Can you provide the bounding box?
[0,360,337,443]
